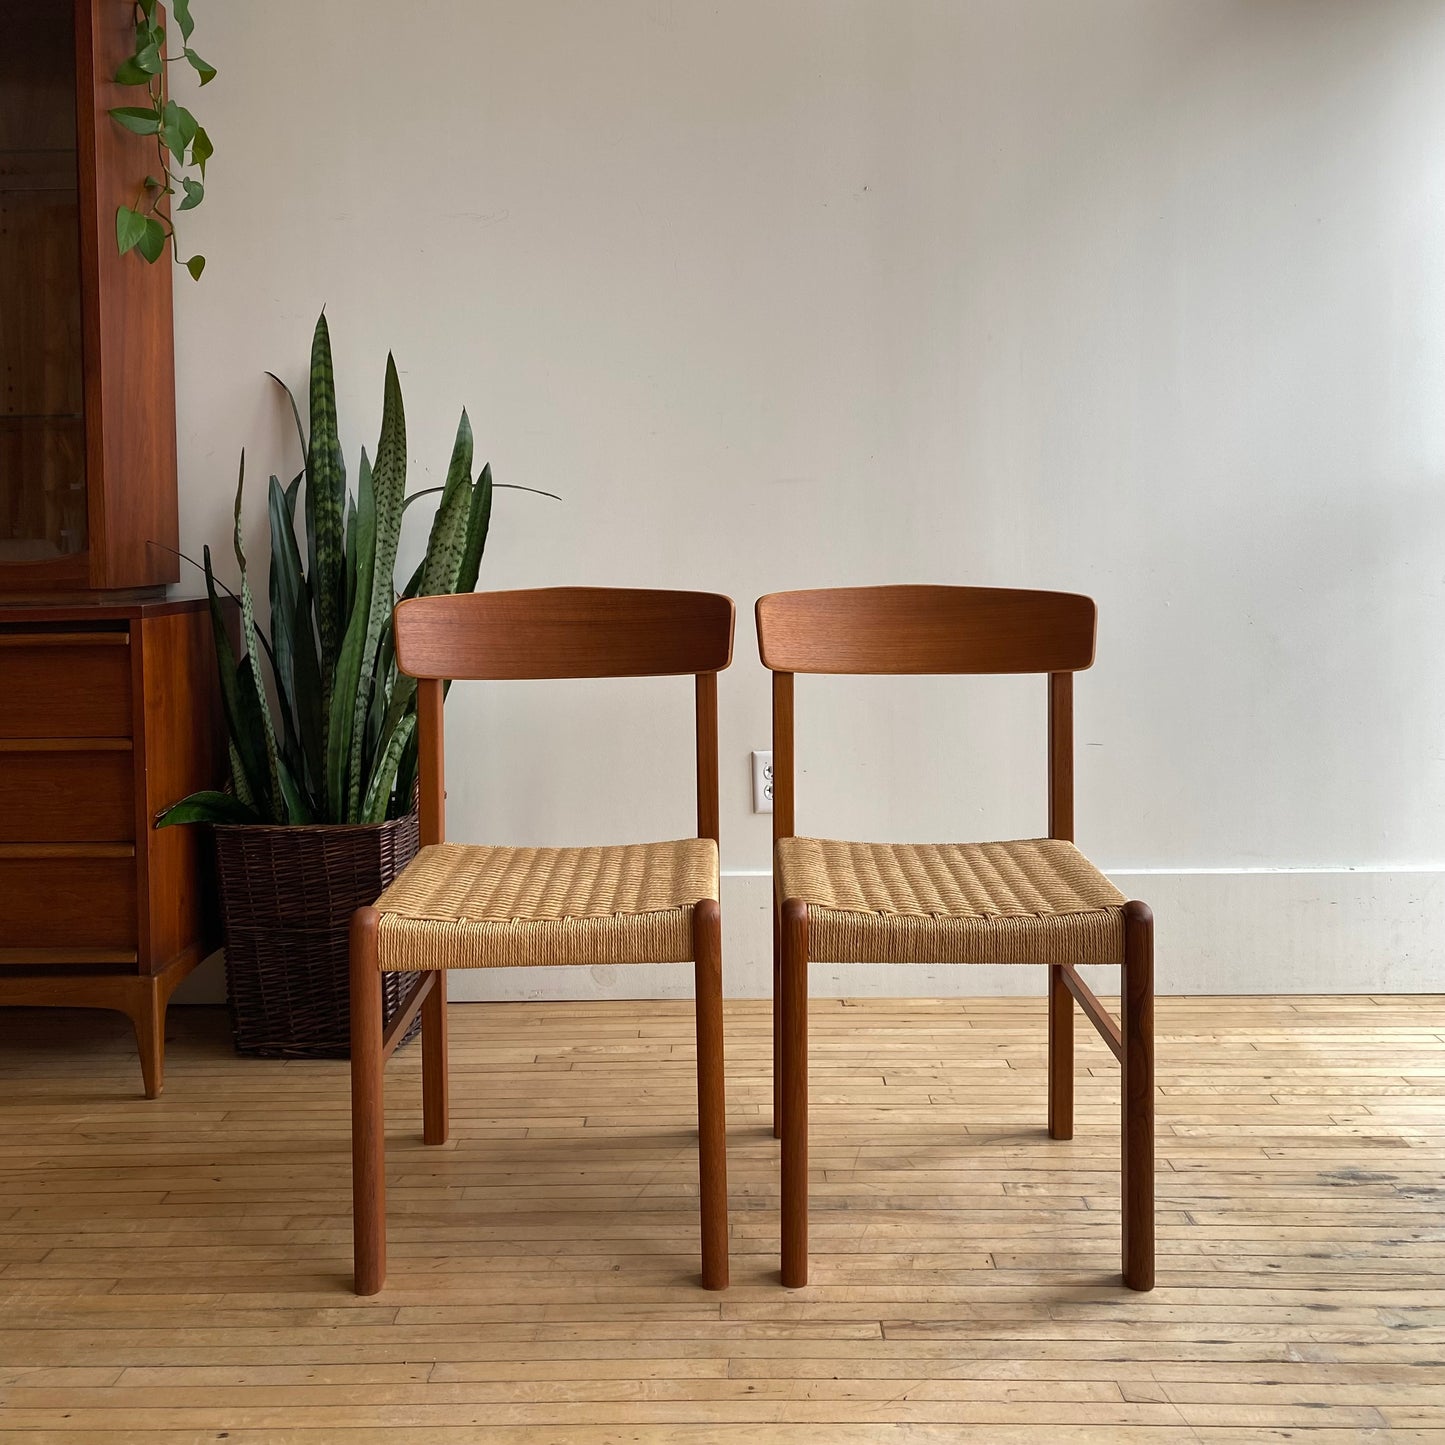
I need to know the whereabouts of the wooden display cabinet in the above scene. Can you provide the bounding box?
[0,1,223,1096]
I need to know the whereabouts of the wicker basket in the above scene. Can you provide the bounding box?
[213,811,422,1058]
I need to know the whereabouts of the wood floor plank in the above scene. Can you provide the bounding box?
[1,995,1442,1438]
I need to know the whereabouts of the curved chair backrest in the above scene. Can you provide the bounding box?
[395,587,734,680]
[393,588,735,847]
[755,585,1095,675]
[755,584,1096,845]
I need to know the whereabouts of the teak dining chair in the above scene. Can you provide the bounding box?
[350,587,735,1295]
[756,585,1154,1292]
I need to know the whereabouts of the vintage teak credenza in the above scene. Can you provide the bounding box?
[0,0,225,1094]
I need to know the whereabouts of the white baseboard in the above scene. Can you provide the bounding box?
[174,866,1445,1007]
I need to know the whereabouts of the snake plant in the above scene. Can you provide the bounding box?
[160,312,533,828]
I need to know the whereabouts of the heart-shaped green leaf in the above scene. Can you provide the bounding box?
[190,125,213,177]
[184,47,216,84]
[160,99,191,160]
[137,217,166,263]
[109,106,160,136]
[114,56,151,85]
[115,205,147,254]
[179,176,204,211]
[186,253,206,281]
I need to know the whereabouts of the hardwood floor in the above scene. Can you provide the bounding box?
[1,993,1443,1441]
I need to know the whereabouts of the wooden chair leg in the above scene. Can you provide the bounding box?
[131,977,165,1101]
[1048,963,1073,1140]
[350,907,387,1296]
[1122,900,1155,1292]
[772,896,782,1140]
[422,972,449,1147]
[693,899,729,1290]
[780,898,809,1289]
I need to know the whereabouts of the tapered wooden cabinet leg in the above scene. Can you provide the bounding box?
[422,972,449,1147]
[1122,900,1155,1292]
[780,898,809,1289]
[132,980,165,1101]
[350,907,387,1297]
[1048,964,1073,1140]
[771,897,782,1140]
[693,900,729,1290]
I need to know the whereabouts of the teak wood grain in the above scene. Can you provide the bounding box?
[395,587,735,680]
[756,584,1152,1294]
[755,585,1096,675]
[0,745,132,841]
[0,598,223,1096]
[353,588,736,1297]
[1,0,179,596]
[0,628,132,736]
[0,993,1440,1439]
[72,0,178,593]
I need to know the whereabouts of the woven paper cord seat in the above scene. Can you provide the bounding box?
[776,836,1126,966]
[373,839,719,971]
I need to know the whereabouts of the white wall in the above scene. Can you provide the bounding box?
[172,0,1445,999]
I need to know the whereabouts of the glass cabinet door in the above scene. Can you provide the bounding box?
[0,0,87,564]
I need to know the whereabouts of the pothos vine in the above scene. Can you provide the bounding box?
[108,0,214,280]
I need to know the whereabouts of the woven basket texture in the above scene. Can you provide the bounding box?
[213,812,421,1058]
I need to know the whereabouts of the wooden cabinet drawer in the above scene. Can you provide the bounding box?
[0,744,135,842]
[0,632,133,738]
[0,852,137,950]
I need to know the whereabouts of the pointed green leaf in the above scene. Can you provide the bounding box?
[345,355,408,821]
[190,124,213,177]
[267,476,304,753]
[328,449,375,820]
[172,0,196,41]
[109,106,160,135]
[362,709,417,823]
[115,205,147,255]
[344,492,359,620]
[231,455,286,818]
[137,217,166,264]
[226,742,254,811]
[306,313,346,726]
[184,46,215,83]
[291,583,325,801]
[202,545,272,819]
[456,462,494,595]
[275,751,313,825]
[156,790,261,827]
[178,176,204,211]
[185,253,206,281]
[115,55,152,85]
[159,99,195,160]
[267,372,308,462]
[416,409,474,597]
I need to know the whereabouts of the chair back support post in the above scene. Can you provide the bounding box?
[695,671,720,845]
[756,585,1096,845]
[772,671,796,844]
[393,588,734,848]
[1048,671,1074,842]
[417,677,446,847]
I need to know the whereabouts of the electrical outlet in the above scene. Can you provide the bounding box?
[752,750,774,813]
